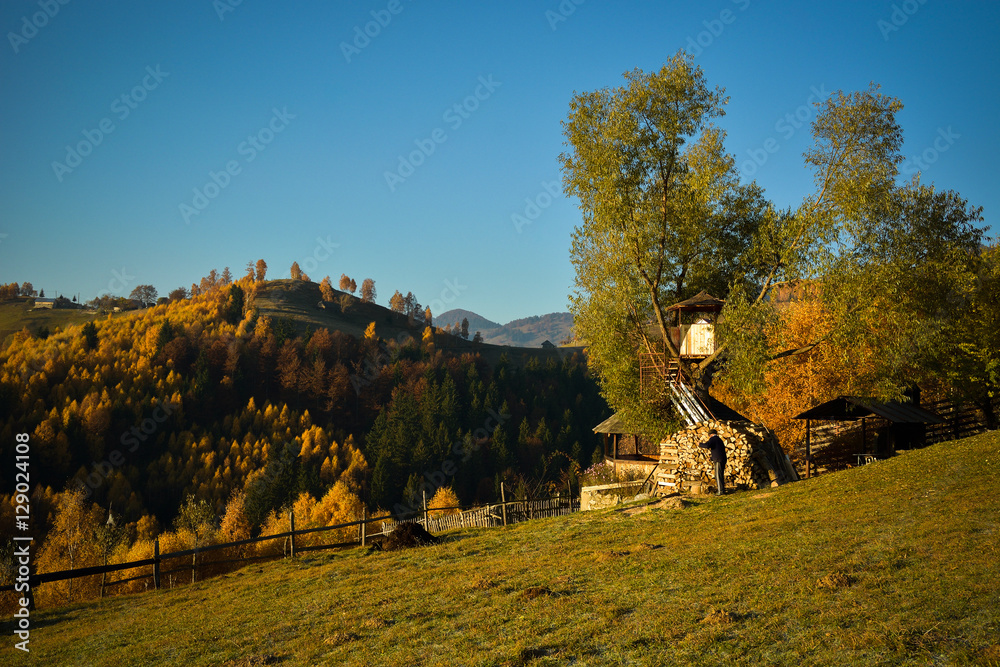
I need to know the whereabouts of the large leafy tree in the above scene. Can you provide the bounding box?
[564,52,987,435]
[562,52,767,433]
[129,284,158,307]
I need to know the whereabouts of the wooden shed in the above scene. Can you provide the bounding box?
[592,413,660,477]
[794,396,943,475]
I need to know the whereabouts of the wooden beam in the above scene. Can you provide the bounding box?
[806,418,812,479]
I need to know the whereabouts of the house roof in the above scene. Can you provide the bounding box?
[665,291,725,313]
[794,396,943,424]
[593,393,750,434]
[703,394,750,422]
[592,413,629,434]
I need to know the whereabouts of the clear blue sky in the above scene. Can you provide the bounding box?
[1,0,997,324]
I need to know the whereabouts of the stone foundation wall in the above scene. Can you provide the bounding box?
[580,481,645,511]
[656,420,795,493]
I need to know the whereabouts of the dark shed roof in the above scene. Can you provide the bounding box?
[665,291,725,313]
[704,395,750,422]
[794,396,943,424]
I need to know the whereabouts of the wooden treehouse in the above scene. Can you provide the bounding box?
[639,291,732,425]
[592,291,756,491]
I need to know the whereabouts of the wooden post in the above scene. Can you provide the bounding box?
[861,418,867,458]
[500,482,507,527]
[191,550,197,584]
[361,507,367,547]
[100,548,108,599]
[806,419,812,479]
[422,490,428,528]
[153,539,160,590]
[289,510,296,558]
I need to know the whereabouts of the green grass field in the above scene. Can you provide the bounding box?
[4,434,999,666]
[0,300,96,347]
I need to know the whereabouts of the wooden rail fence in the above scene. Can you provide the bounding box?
[0,492,578,600]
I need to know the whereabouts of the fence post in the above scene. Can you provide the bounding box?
[289,510,296,558]
[153,539,160,590]
[501,482,507,527]
[191,549,197,584]
[422,490,428,527]
[100,549,108,599]
[806,419,812,479]
[361,507,367,547]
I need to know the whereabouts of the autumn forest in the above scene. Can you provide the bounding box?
[0,267,607,607]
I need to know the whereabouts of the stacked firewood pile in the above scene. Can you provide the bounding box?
[655,420,797,493]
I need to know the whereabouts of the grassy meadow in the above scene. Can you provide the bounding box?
[3,431,999,666]
[0,300,96,346]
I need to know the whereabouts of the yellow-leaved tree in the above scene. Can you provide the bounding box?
[35,489,105,605]
[428,486,461,518]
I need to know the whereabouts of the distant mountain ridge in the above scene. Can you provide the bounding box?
[435,309,500,335]
[437,309,574,348]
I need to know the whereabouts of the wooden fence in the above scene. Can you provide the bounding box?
[922,396,998,443]
[0,493,578,602]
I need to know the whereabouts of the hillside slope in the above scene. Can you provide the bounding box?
[256,280,582,367]
[5,432,999,666]
[0,298,96,347]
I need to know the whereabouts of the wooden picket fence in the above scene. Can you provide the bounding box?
[0,493,578,603]
[388,495,577,534]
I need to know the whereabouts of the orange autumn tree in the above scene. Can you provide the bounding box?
[714,296,889,452]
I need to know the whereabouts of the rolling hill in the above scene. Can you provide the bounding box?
[6,431,998,666]
[252,280,583,366]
